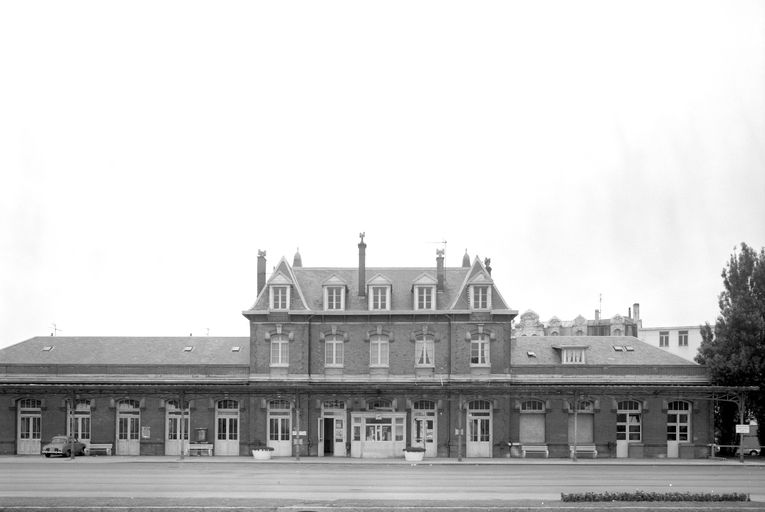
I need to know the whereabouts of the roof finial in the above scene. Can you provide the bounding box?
[462,249,470,268]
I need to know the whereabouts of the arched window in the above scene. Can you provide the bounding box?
[667,400,691,442]
[367,398,392,411]
[323,400,345,410]
[467,400,491,411]
[19,399,41,410]
[268,400,291,411]
[520,399,545,412]
[413,400,435,410]
[617,400,642,442]
[217,399,239,410]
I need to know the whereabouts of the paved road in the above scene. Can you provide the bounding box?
[2,459,764,503]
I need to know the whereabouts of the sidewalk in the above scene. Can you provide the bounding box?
[2,454,762,465]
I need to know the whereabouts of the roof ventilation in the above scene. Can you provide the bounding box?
[527,351,536,357]
[42,346,54,352]
[231,346,241,352]
[183,346,194,352]
[625,346,635,352]
[612,345,624,352]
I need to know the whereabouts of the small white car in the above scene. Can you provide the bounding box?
[42,435,86,457]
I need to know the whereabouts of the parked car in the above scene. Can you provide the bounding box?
[42,435,86,457]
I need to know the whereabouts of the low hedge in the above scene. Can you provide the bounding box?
[561,491,750,502]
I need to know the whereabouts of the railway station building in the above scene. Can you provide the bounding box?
[0,236,735,459]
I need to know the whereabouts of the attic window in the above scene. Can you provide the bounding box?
[42,346,54,352]
[612,345,624,351]
[625,346,635,352]
[231,346,241,352]
[562,347,586,364]
[526,351,536,357]
[183,346,194,352]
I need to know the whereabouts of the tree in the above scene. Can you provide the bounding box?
[696,243,765,451]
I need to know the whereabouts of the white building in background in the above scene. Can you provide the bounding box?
[637,325,703,363]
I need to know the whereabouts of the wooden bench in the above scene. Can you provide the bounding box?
[569,444,598,458]
[521,444,549,458]
[187,443,213,456]
[85,443,113,456]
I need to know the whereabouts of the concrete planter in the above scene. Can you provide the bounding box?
[403,450,425,462]
[251,448,273,460]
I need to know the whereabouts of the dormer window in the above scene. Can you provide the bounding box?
[270,285,290,310]
[324,286,345,311]
[470,285,491,310]
[370,286,389,310]
[562,347,586,364]
[414,286,435,310]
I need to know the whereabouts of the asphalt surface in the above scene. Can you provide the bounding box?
[1,456,763,511]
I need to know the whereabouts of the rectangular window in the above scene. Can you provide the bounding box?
[471,285,489,309]
[415,338,434,367]
[470,335,489,366]
[270,336,289,366]
[325,336,344,367]
[678,330,688,347]
[370,336,389,367]
[326,287,344,310]
[270,286,288,310]
[659,331,669,347]
[562,348,585,364]
[371,286,388,310]
[416,287,434,310]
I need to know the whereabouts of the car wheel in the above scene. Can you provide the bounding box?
[44,454,51,458]
[749,450,759,456]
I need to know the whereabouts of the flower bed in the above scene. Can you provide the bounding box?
[561,491,750,502]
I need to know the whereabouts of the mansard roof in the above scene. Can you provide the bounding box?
[0,336,250,366]
[513,336,699,366]
[245,258,514,314]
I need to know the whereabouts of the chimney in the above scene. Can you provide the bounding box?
[633,303,640,327]
[595,309,600,321]
[257,250,267,296]
[358,233,366,297]
[436,249,445,291]
[628,306,632,319]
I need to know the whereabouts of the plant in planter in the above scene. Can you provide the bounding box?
[251,443,275,460]
[403,446,426,462]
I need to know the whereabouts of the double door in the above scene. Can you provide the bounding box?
[117,413,140,455]
[466,413,491,458]
[215,414,239,456]
[18,413,41,455]
[268,414,292,456]
[318,416,345,457]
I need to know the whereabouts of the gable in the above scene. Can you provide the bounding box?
[412,273,437,286]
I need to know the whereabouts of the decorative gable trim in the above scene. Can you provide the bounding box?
[319,326,350,343]
[409,325,441,342]
[367,274,393,286]
[464,324,497,342]
[411,272,437,287]
[449,257,494,310]
[264,324,295,342]
[322,274,347,286]
[269,272,292,285]
[364,325,394,342]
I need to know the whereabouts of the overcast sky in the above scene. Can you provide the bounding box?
[1,1,763,350]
